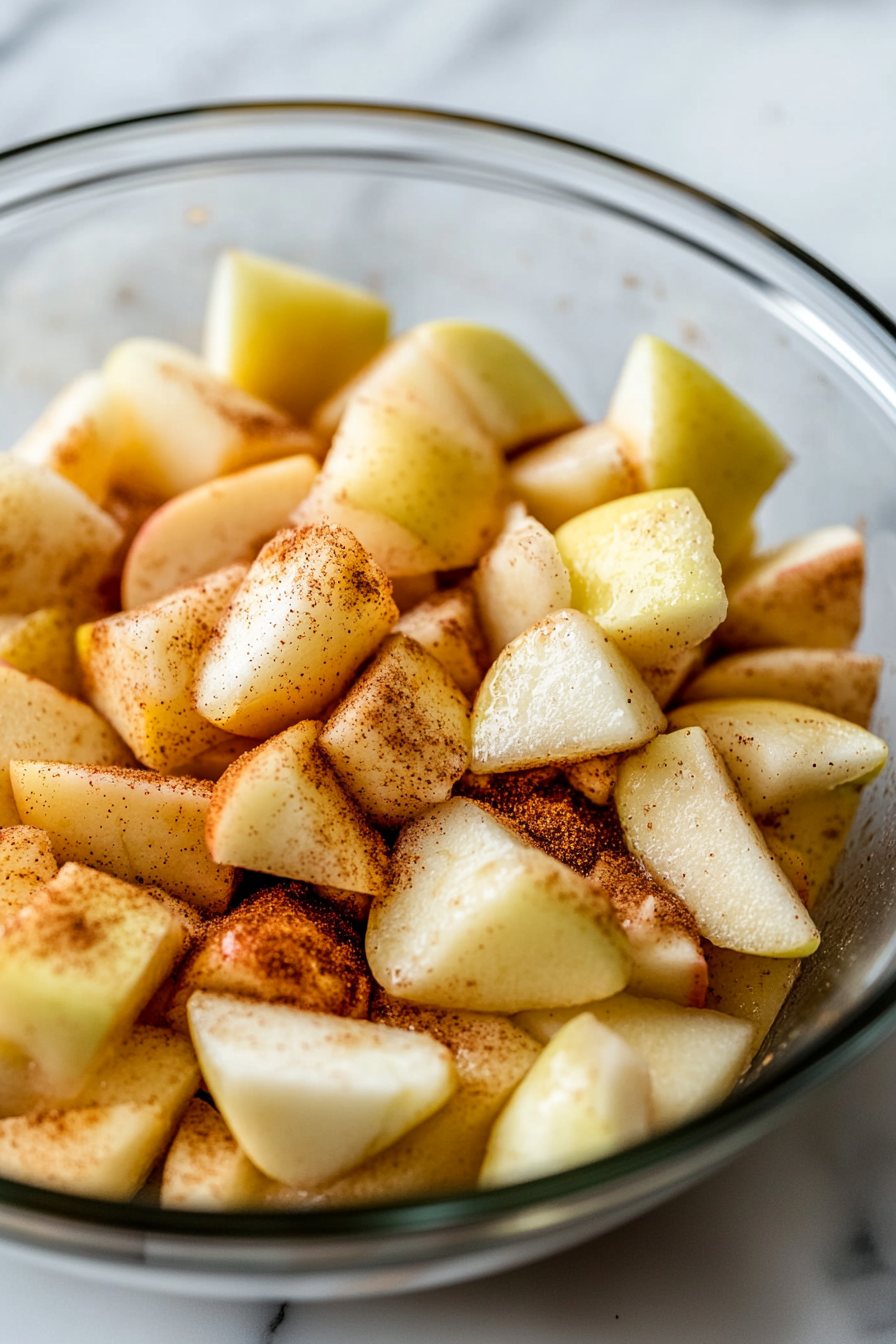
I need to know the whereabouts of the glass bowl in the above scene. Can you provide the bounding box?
[0,102,895,1301]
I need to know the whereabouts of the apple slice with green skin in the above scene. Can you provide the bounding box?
[206,721,390,897]
[104,339,321,500]
[394,587,488,699]
[757,783,863,910]
[515,993,754,1131]
[0,826,57,921]
[0,1027,199,1200]
[471,609,666,774]
[479,1012,651,1187]
[678,648,883,728]
[203,249,390,423]
[366,796,631,1013]
[606,334,791,568]
[0,607,81,697]
[616,727,820,957]
[10,372,114,505]
[121,454,319,608]
[193,524,398,739]
[79,563,248,773]
[161,1097,270,1210]
[508,422,638,532]
[188,992,457,1187]
[474,513,571,659]
[666,699,888,812]
[719,526,865,650]
[10,762,238,913]
[703,946,801,1058]
[555,487,727,670]
[0,663,132,827]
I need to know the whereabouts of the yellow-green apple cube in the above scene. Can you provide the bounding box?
[121,454,319,608]
[205,721,390,896]
[704,946,801,1056]
[0,663,131,827]
[78,563,247,772]
[365,796,631,1012]
[508,421,639,532]
[10,371,115,505]
[0,826,57,921]
[555,487,727,668]
[203,249,390,423]
[678,647,882,728]
[193,524,398,738]
[104,338,320,499]
[720,526,865,649]
[0,608,81,697]
[394,587,488,698]
[471,609,665,773]
[187,993,457,1187]
[666,698,888,812]
[479,1012,651,1186]
[606,334,790,568]
[474,514,571,658]
[319,633,470,829]
[615,727,820,957]
[515,993,753,1130]
[161,1096,269,1210]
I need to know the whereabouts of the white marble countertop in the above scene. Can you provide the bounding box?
[3,0,896,1339]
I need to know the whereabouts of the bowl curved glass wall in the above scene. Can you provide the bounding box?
[0,103,895,1299]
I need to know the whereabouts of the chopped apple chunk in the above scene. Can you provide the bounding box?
[10,763,237,913]
[474,514,571,658]
[678,648,882,728]
[0,826,57,921]
[173,735,261,783]
[508,421,638,532]
[206,721,390,896]
[161,1097,269,1210]
[703,945,801,1057]
[10,371,114,504]
[394,587,488,698]
[565,754,619,807]
[188,993,457,1187]
[757,784,863,909]
[0,607,81,697]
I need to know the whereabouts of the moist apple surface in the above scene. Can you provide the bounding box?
[0,250,886,1204]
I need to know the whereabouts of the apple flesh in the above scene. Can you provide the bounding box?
[757,784,863,909]
[508,421,638,532]
[703,945,801,1057]
[678,647,882,728]
[473,513,571,659]
[394,587,488,698]
[0,607,81,697]
[161,1096,269,1210]
[10,371,115,505]
[0,826,57,921]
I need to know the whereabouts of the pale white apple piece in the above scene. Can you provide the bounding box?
[473,515,571,659]
[704,945,801,1057]
[757,784,862,909]
[666,699,888,813]
[0,607,81,697]
[555,487,727,669]
[188,993,457,1187]
[565,754,619,807]
[479,1012,651,1187]
[365,797,630,1013]
[206,721,390,896]
[507,422,639,532]
[515,994,754,1131]
[720,526,864,650]
[79,563,248,772]
[193,524,398,739]
[11,762,238,914]
[0,863,188,1095]
[638,642,708,710]
[606,334,790,569]
[0,826,57,921]
[121,454,319,608]
[319,633,470,829]
[679,647,882,728]
[394,587,488,698]
[616,727,820,957]
[0,663,131,826]
[0,1027,199,1200]
[203,249,390,423]
[470,609,665,774]
[173,734,261,783]
[10,371,115,504]
[161,1097,269,1210]
[0,458,122,614]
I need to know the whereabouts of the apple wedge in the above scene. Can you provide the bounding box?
[666,698,888,812]
[470,609,665,773]
[10,371,115,505]
[515,993,754,1131]
[616,727,820,957]
[704,945,801,1057]
[121,455,319,608]
[555,487,727,669]
[0,663,131,827]
[394,587,488,698]
[161,1097,269,1210]
[757,784,863,909]
[366,796,631,1013]
[193,524,398,738]
[677,647,883,728]
[0,607,81,697]
[318,633,471,829]
[79,563,248,772]
[507,421,638,532]
[104,338,320,499]
[206,721,390,896]
[473,514,571,659]
[188,992,457,1187]
[606,334,790,568]
[204,249,390,423]
[10,762,238,913]
[0,826,57,922]
[719,526,864,650]
[479,1012,651,1186]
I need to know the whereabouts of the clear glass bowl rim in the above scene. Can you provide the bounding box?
[0,98,894,1242]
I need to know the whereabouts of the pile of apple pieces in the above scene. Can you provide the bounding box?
[0,248,886,1208]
